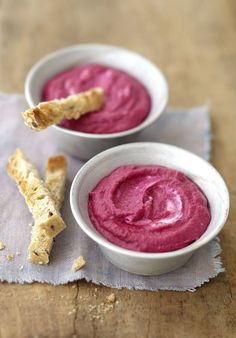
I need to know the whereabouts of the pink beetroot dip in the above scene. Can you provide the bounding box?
[88,165,211,253]
[42,64,151,134]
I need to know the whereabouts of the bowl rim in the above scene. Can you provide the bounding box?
[70,142,230,259]
[24,43,169,139]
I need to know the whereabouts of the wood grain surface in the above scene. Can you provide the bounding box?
[0,0,236,337]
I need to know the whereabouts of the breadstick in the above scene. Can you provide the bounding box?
[72,256,86,272]
[28,155,67,264]
[7,149,66,238]
[27,230,54,265]
[23,87,104,131]
[45,155,67,210]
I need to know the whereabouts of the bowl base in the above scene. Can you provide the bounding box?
[101,247,193,276]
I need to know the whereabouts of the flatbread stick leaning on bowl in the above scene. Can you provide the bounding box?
[23,87,104,131]
[24,44,169,159]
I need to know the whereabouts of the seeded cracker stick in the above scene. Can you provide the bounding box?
[23,87,104,131]
[45,155,67,211]
[28,156,67,264]
[7,149,66,238]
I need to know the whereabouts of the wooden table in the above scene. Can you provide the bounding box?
[0,1,235,337]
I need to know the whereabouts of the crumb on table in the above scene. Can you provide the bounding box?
[72,256,86,272]
[106,293,116,303]
[87,293,118,321]
[68,308,76,316]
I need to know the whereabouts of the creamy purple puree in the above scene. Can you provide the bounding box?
[88,165,211,253]
[42,64,151,134]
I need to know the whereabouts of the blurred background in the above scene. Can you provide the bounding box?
[0,0,235,110]
[0,2,236,338]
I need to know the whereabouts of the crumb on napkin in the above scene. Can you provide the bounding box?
[72,256,86,272]
[0,242,5,250]
[6,254,14,261]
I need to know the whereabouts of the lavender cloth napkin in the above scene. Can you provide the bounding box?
[0,93,224,291]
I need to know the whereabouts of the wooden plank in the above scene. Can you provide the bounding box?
[0,0,235,337]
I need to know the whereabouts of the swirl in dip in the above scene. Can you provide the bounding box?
[88,165,211,253]
[42,64,151,134]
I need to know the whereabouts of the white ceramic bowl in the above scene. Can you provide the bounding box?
[24,44,168,159]
[70,142,229,276]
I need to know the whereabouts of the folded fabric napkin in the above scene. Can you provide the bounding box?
[0,93,224,291]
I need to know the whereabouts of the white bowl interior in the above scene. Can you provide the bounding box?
[25,44,168,136]
[71,142,229,257]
